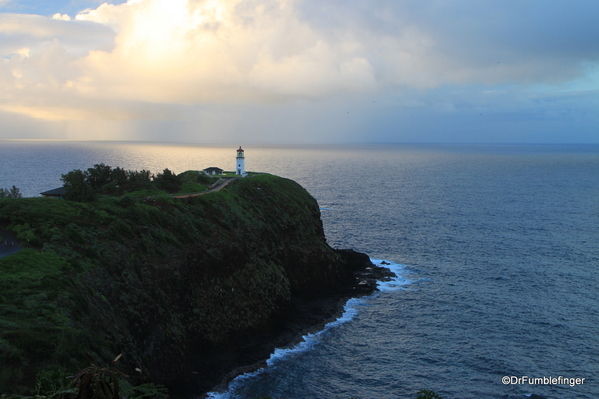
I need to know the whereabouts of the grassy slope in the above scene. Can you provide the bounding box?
[0,174,346,394]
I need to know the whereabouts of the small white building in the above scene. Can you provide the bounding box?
[203,167,223,176]
[236,146,246,176]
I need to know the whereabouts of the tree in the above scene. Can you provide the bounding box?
[9,185,21,198]
[61,169,96,202]
[86,163,113,190]
[0,185,22,198]
[127,169,152,184]
[153,168,181,192]
[111,166,128,187]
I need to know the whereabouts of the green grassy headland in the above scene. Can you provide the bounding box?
[0,170,347,395]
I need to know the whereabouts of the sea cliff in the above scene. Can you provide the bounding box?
[0,174,392,396]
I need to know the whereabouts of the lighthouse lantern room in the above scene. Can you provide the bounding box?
[236,146,246,176]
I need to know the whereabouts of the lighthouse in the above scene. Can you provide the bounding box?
[236,146,246,176]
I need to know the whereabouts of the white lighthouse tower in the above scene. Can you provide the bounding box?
[236,146,246,176]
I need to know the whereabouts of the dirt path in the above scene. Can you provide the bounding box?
[171,177,239,199]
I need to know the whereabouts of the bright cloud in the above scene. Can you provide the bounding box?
[52,13,71,21]
[73,0,379,104]
[1,0,384,120]
[0,0,598,143]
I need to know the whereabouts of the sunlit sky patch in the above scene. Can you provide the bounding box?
[1,0,598,144]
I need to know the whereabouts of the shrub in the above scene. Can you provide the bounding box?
[120,382,169,399]
[34,367,73,397]
[69,354,128,399]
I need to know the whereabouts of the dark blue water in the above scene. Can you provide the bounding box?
[1,141,598,399]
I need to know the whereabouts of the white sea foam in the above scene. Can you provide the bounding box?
[205,297,363,399]
[206,258,411,399]
[266,296,361,367]
[370,258,413,291]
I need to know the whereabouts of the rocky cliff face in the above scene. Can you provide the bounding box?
[0,174,390,396]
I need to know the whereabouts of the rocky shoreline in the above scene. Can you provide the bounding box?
[191,249,396,398]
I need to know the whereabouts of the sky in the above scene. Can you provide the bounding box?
[0,0,598,144]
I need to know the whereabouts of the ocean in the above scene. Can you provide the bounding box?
[1,141,598,399]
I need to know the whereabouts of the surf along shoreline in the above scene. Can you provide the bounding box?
[201,250,396,398]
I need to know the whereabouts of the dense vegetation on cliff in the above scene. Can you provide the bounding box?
[59,163,219,201]
[0,173,369,395]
